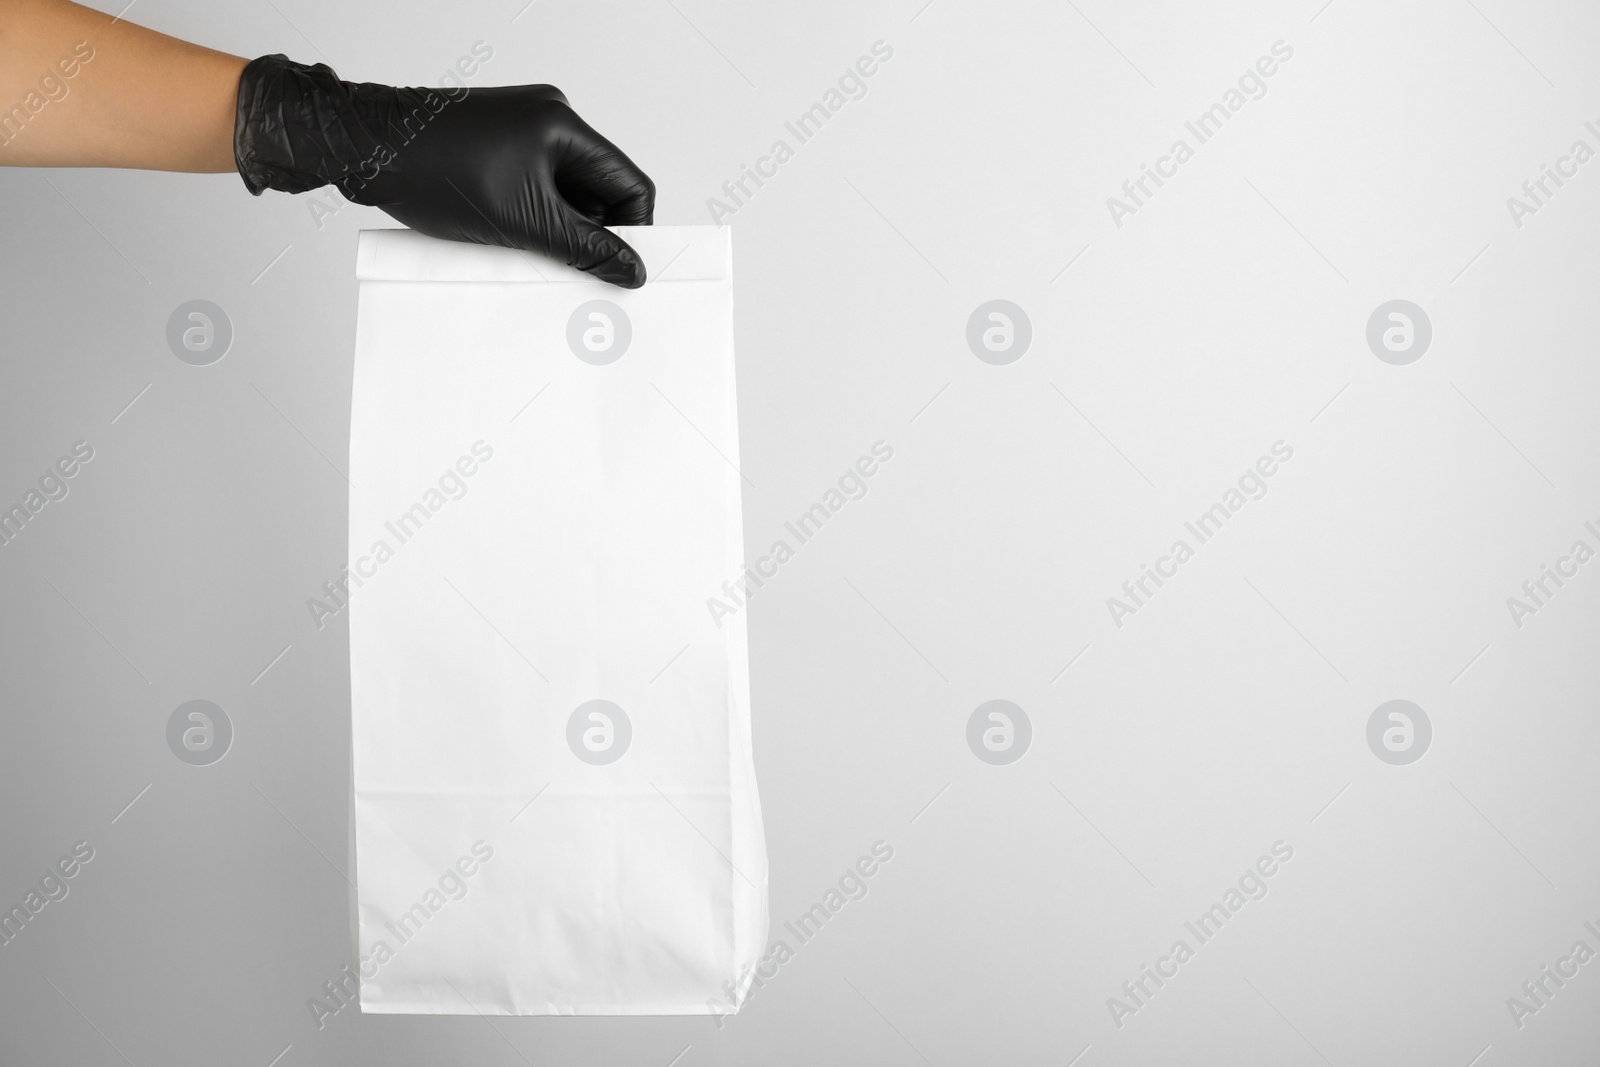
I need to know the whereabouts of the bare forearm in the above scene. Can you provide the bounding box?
[0,0,244,170]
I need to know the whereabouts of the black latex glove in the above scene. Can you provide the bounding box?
[233,54,654,288]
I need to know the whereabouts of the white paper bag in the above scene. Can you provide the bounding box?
[347,226,767,1015]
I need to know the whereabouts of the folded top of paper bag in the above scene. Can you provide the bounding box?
[355,225,730,284]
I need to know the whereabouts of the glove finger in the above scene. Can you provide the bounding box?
[552,113,655,226]
[551,201,648,288]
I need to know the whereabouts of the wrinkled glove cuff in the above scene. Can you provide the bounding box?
[233,53,422,202]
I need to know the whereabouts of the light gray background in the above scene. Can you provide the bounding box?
[3,0,1598,1064]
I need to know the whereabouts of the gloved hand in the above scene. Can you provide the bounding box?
[233,54,654,288]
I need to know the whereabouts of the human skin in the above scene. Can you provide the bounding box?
[0,0,244,171]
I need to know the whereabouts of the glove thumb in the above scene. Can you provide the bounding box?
[552,204,647,289]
